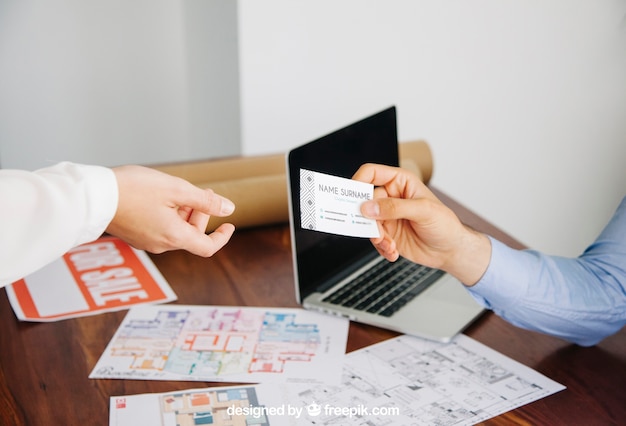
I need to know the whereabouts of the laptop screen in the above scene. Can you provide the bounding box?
[287,106,400,300]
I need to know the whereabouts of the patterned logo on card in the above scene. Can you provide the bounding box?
[300,169,316,230]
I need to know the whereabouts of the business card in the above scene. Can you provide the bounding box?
[300,169,380,238]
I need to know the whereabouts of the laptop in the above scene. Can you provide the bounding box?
[286,106,484,342]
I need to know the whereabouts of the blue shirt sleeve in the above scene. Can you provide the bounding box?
[467,196,626,346]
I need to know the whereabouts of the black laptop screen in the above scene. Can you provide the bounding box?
[287,107,400,300]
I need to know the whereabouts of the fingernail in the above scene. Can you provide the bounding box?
[221,198,235,215]
[361,200,379,218]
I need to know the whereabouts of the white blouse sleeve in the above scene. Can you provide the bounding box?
[0,162,119,287]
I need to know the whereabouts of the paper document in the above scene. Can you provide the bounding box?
[109,333,565,425]
[110,384,297,426]
[91,305,349,385]
[6,236,176,322]
[300,169,379,238]
[289,334,565,425]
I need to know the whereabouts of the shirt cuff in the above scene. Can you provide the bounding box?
[73,163,119,246]
[466,236,534,311]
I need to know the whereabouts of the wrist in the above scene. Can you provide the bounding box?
[445,226,492,286]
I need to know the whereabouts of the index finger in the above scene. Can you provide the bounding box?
[353,163,433,200]
[352,163,398,186]
[172,181,235,217]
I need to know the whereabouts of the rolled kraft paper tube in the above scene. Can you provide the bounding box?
[151,141,433,232]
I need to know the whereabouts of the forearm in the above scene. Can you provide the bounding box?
[0,162,118,286]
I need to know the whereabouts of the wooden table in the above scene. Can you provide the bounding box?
[1,188,624,425]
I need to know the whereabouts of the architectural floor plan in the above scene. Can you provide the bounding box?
[110,384,292,426]
[91,305,348,384]
[158,386,268,426]
[290,334,565,425]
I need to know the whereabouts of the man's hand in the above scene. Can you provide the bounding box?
[353,163,491,285]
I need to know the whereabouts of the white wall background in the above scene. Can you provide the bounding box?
[238,0,626,257]
[1,1,624,258]
[0,0,241,169]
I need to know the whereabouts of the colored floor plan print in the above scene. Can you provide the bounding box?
[160,386,267,426]
[110,384,293,426]
[91,305,348,384]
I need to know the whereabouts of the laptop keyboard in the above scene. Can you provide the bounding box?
[321,257,445,317]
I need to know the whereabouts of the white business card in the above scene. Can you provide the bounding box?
[300,169,380,238]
